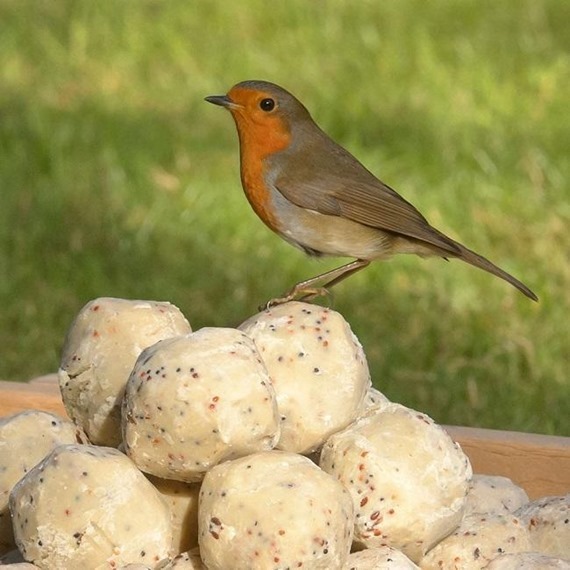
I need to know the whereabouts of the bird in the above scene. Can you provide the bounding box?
[205,80,537,306]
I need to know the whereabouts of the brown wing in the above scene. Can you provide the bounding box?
[271,133,461,255]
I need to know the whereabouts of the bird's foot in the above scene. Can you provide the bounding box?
[259,259,370,311]
[260,286,331,311]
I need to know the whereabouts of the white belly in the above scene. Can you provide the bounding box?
[270,188,394,260]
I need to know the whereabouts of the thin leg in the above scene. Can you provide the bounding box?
[263,259,370,309]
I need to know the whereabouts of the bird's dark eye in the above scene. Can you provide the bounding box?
[259,98,275,112]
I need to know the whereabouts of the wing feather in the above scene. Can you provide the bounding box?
[271,138,460,255]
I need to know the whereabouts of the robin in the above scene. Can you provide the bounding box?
[205,80,537,305]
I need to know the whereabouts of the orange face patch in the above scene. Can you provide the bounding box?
[226,86,292,158]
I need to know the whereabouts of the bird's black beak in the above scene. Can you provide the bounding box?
[204,94,234,108]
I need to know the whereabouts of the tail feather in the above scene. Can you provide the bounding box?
[449,238,538,301]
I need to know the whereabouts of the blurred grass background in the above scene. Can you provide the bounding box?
[0,1,568,434]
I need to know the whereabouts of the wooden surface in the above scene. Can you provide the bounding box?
[445,425,570,500]
[0,375,65,416]
[1,376,569,500]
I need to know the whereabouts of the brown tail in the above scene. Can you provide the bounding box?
[445,237,538,301]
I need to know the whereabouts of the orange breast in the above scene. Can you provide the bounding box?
[233,113,291,233]
[240,152,280,232]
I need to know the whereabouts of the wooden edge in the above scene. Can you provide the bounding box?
[28,373,61,386]
[0,376,64,417]
[0,377,568,499]
[444,425,570,500]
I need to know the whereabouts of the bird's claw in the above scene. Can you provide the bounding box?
[259,287,331,311]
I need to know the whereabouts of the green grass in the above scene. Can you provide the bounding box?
[1,1,568,435]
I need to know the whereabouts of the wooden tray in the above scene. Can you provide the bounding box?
[1,376,569,500]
